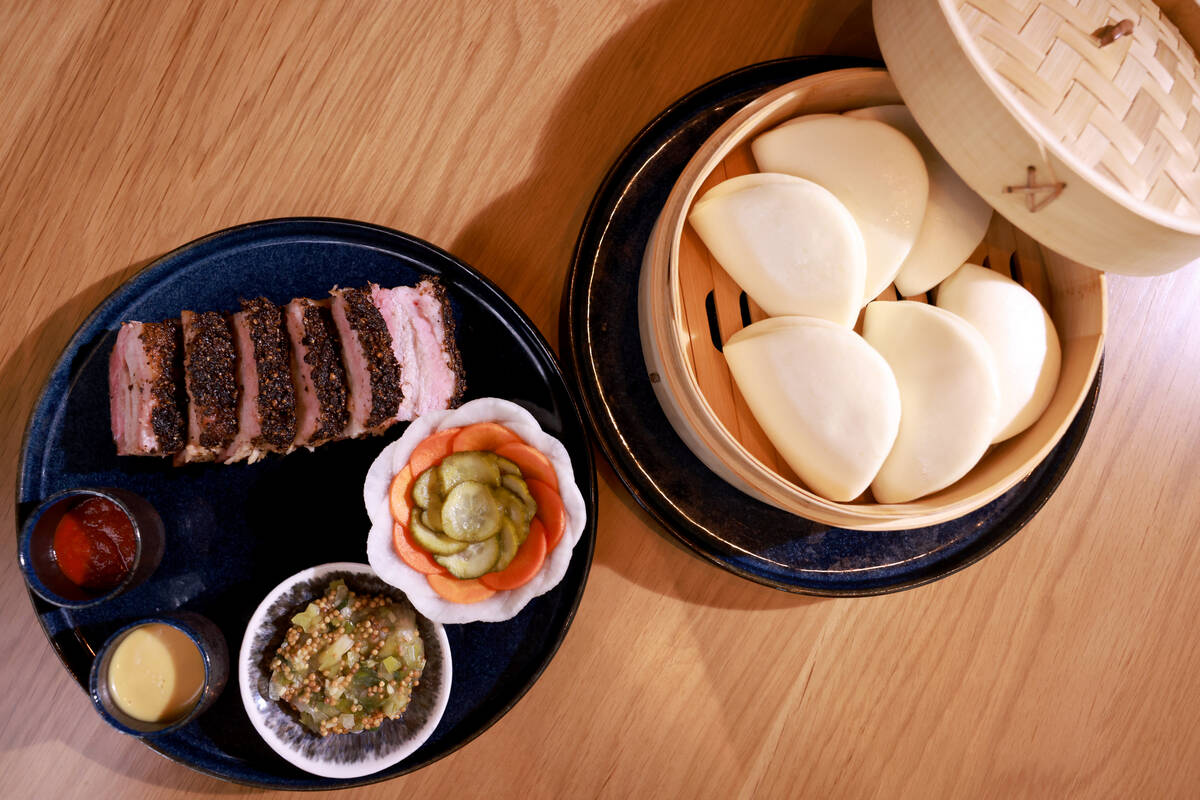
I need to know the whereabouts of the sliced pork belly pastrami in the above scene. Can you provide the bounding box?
[413,278,466,409]
[108,279,466,462]
[177,310,239,464]
[329,287,402,438]
[222,298,298,463]
[370,277,465,421]
[284,298,349,448]
[108,320,186,456]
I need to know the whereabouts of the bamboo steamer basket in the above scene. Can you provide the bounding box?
[639,67,1107,530]
[875,0,1200,276]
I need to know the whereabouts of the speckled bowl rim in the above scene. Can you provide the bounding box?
[238,562,452,779]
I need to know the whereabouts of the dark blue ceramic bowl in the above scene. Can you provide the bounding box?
[88,612,229,736]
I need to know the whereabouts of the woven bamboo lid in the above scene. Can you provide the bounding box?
[875,0,1200,276]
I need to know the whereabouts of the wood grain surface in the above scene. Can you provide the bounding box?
[2,1,1198,797]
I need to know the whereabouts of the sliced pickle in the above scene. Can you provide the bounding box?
[412,468,441,509]
[441,481,503,542]
[424,490,445,526]
[422,508,444,533]
[494,487,532,544]
[494,486,530,521]
[495,455,521,476]
[434,536,500,579]
[492,517,520,572]
[439,452,501,490]
[410,513,468,555]
[501,474,537,519]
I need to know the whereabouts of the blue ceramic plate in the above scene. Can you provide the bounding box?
[17,218,597,788]
[564,57,1100,596]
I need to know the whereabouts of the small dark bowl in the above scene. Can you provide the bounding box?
[18,487,165,609]
[88,612,229,737]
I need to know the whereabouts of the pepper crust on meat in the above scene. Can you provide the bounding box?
[183,311,239,451]
[141,320,187,454]
[241,297,298,450]
[340,287,403,429]
[300,302,350,443]
[418,277,467,409]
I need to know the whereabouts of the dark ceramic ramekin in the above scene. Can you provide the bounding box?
[18,487,165,609]
[88,612,229,736]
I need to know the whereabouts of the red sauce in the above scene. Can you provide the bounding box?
[52,497,137,591]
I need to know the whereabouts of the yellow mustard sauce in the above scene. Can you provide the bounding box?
[107,623,205,722]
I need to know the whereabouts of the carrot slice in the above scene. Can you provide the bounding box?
[452,422,522,453]
[392,522,448,576]
[388,466,414,526]
[427,573,496,604]
[527,479,566,552]
[408,427,461,477]
[493,442,559,491]
[479,519,547,591]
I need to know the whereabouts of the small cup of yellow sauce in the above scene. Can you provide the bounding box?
[89,613,228,736]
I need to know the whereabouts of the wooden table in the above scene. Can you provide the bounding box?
[3,2,1199,797]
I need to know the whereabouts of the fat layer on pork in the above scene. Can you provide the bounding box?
[370,277,465,422]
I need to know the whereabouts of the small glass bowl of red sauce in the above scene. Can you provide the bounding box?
[18,488,165,609]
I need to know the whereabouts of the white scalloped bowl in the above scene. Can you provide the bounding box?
[364,397,588,624]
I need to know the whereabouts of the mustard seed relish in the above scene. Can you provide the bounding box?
[268,580,425,736]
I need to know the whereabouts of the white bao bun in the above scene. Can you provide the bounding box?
[364,397,587,624]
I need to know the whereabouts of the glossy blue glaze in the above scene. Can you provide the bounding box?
[563,57,1100,595]
[17,218,597,788]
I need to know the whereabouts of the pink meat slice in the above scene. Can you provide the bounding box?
[221,298,298,463]
[329,287,402,438]
[176,310,239,464]
[371,277,465,421]
[108,321,185,456]
[220,310,263,463]
[284,298,349,447]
